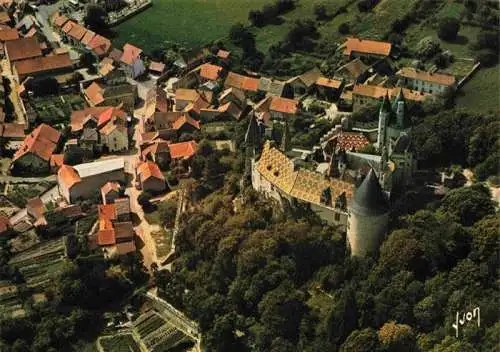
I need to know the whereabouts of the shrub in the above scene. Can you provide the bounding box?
[437,17,460,41]
[475,49,498,67]
[314,4,328,21]
[416,36,441,60]
[137,192,152,207]
[338,22,350,34]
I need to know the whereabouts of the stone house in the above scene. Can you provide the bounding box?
[396,67,456,94]
[136,160,166,193]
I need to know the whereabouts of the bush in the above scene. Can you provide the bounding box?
[475,49,498,67]
[137,192,152,207]
[338,22,350,34]
[358,0,379,12]
[314,4,328,21]
[416,36,441,60]
[437,17,460,41]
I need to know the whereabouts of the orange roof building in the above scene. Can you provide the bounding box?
[0,28,18,42]
[172,114,200,131]
[52,12,68,28]
[216,49,231,60]
[224,72,259,92]
[67,22,86,41]
[87,35,111,56]
[137,160,166,193]
[342,37,392,57]
[199,63,224,81]
[316,77,343,89]
[168,140,198,160]
[14,53,72,78]
[396,67,456,94]
[121,43,142,65]
[5,37,42,62]
[12,124,60,172]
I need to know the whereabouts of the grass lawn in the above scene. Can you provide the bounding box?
[455,65,500,114]
[113,0,272,52]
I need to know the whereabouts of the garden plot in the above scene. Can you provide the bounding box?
[99,334,141,352]
[6,181,57,208]
[30,94,86,126]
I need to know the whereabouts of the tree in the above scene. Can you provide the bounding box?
[63,147,84,166]
[249,10,265,27]
[437,17,460,41]
[314,4,328,21]
[338,22,350,34]
[341,328,380,352]
[378,321,417,352]
[157,199,177,227]
[137,191,152,207]
[79,52,97,74]
[84,5,108,34]
[416,36,441,59]
[439,185,495,226]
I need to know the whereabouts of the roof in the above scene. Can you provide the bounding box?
[137,161,164,181]
[58,165,81,188]
[80,29,96,46]
[26,197,45,219]
[168,140,198,160]
[316,77,342,89]
[84,82,104,105]
[329,132,370,152]
[218,87,246,105]
[175,88,199,102]
[0,28,18,41]
[350,169,390,216]
[0,213,10,233]
[87,35,111,55]
[336,58,369,78]
[101,181,120,195]
[0,123,24,138]
[108,48,123,62]
[61,20,75,34]
[13,123,60,162]
[52,12,68,27]
[224,72,259,92]
[114,198,130,216]
[217,101,243,120]
[353,84,429,102]
[97,229,115,246]
[70,106,109,131]
[172,114,200,130]
[113,222,134,240]
[142,140,170,158]
[5,37,41,61]
[199,63,223,81]
[216,49,230,59]
[258,77,286,96]
[50,154,64,168]
[343,37,392,57]
[296,67,322,87]
[14,53,72,76]
[24,27,37,38]
[54,204,84,218]
[74,158,124,178]
[121,43,142,65]
[99,57,114,76]
[397,67,456,86]
[67,22,86,40]
[256,141,354,207]
[115,241,136,255]
[98,204,117,222]
[149,61,165,73]
[269,96,299,114]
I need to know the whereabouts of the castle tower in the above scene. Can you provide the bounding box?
[347,168,390,257]
[242,114,260,187]
[377,92,391,151]
[280,119,291,153]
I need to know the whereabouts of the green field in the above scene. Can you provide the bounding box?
[113,0,271,51]
[456,65,500,114]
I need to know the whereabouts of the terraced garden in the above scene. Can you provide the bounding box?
[134,310,191,351]
[99,334,141,352]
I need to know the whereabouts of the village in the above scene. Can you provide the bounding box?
[0,0,497,351]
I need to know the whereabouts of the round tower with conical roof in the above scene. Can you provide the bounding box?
[347,168,390,256]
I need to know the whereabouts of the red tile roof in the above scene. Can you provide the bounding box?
[168,140,198,160]
[269,96,299,114]
[52,12,68,28]
[58,165,81,188]
[0,123,24,138]
[199,63,223,81]
[397,67,456,86]
[87,35,111,56]
[224,72,259,92]
[0,28,18,41]
[172,114,200,130]
[84,82,104,105]
[101,181,120,195]
[61,20,75,34]
[316,77,342,89]
[27,197,45,219]
[68,22,86,41]
[149,61,165,73]
[137,161,164,181]
[5,37,41,61]
[70,106,109,132]
[336,132,369,151]
[97,229,115,246]
[121,43,142,65]
[98,204,117,222]
[13,123,60,162]
[50,154,64,169]
[343,37,392,57]
[14,53,72,76]
[80,29,96,46]
[115,241,136,255]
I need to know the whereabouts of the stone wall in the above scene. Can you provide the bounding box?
[347,210,389,257]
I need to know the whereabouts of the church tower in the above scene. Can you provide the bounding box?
[347,168,390,257]
[377,92,391,151]
[280,119,291,153]
[242,114,260,187]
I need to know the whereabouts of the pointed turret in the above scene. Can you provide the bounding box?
[244,114,260,149]
[280,120,291,153]
[377,92,391,151]
[350,168,390,216]
[391,88,409,129]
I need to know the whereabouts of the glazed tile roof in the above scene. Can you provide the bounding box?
[330,132,370,152]
[256,141,354,207]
